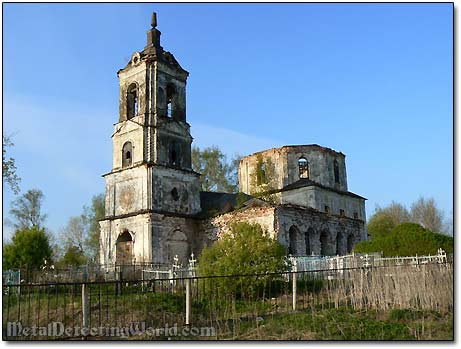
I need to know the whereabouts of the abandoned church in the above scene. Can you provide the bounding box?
[98,13,367,266]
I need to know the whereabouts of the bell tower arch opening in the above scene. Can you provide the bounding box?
[298,157,309,179]
[166,83,176,118]
[126,83,138,120]
[122,141,133,167]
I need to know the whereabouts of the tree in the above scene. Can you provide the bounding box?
[248,154,279,204]
[60,193,105,264]
[367,214,397,239]
[192,146,240,193]
[58,246,88,267]
[410,197,444,234]
[368,198,450,238]
[367,201,410,238]
[2,135,21,194]
[9,189,47,231]
[83,194,105,262]
[3,226,53,270]
[61,215,88,252]
[198,222,288,297]
[354,222,453,257]
[444,211,453,236]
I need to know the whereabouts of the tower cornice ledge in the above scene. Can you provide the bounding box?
[102,161,201,177]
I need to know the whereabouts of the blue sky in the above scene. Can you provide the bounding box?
[3,3,453,239]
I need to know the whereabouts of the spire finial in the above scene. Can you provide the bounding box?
[151,12,157,28]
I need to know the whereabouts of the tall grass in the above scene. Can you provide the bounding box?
[2,263,453,339]
[322,263,453,312]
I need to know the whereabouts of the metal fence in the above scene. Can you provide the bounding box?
[290,248,449,272]
[6,249,449,286]
[2,261,453,340]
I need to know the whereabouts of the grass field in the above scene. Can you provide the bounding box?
[193,307,454,340]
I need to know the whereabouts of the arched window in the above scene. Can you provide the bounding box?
[122,142,133,167]
[298,157,309,179]
[288,225,300,255]
[166,84,176,118]
[126,83,138,120]
[334,159,340,184]
[169,141,178,166]
[257,162,267,185]
[171,187,179,201]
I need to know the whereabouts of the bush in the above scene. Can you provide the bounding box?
[197,222,288,298]
[354,222,453,257]
[3,226,53,270]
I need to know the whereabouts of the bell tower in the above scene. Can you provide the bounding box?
[100,13,201,266]
[115,12,192,171]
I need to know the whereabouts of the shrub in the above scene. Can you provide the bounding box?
[197,222,288,298]
[354,222,453,257]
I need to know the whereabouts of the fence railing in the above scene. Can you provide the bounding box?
[4,249,450,286]
[4,254,198,284]
[2,261,453,340]
[290,248,449,272]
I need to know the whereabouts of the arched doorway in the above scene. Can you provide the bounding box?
[305,228,314,255]
[347,234,355,253]
[166,230,189,265]
[288,225,301,255]
[320,230,330,256]
[116,230,133,265]
[336,231,346,255]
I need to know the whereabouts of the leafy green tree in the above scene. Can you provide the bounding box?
[3,226,53,270]
[354,222,453,257]
[9,189,47,231]
[2,135,21,194]
[192,146,240,192]
[198,222,288,297]
[58,246,88,267]
[367,214,396,238]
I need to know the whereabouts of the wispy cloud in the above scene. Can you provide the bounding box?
[3,94,284,235]
[3,94,113,234]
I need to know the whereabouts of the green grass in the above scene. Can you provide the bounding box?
[217,307,453,340]
[3,284,453,340]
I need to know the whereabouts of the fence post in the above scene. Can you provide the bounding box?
[185,277,191,325]
[292,258,297,311]
[82,283,89,335]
